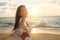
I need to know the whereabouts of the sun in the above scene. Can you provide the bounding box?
[28,6,38,16]
[30,7,38,16]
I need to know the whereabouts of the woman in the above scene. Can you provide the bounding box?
[1,5,31,40]
[13,5,31,40]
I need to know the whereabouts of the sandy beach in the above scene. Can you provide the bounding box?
[0,33,60,40]
[31,33,60,40]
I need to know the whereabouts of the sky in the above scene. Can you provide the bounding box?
[0,0,60,17]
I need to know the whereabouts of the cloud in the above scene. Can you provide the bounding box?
[51,1,57,3]
[58,3,60,5]
[0,2,7,6]
[51,0,60,5]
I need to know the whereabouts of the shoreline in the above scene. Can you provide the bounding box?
[0,33,60,40]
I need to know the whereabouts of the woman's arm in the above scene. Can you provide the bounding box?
[26,21,29,27]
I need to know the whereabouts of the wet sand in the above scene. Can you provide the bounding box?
[0,33,60,40]
[31,33,60,40]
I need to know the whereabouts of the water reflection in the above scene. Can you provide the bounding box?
[31,28,60,35]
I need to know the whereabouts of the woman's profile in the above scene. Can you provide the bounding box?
[1,5,31,40]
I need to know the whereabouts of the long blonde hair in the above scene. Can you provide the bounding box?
[13,5,27,30]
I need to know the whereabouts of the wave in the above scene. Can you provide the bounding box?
[0,16,60,28]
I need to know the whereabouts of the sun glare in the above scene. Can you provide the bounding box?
[28,6,38,16]
[31,28,37,34]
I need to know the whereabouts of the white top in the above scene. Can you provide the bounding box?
[18,18,31,33]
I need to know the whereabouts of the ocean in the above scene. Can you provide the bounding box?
[0,16,60,35]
